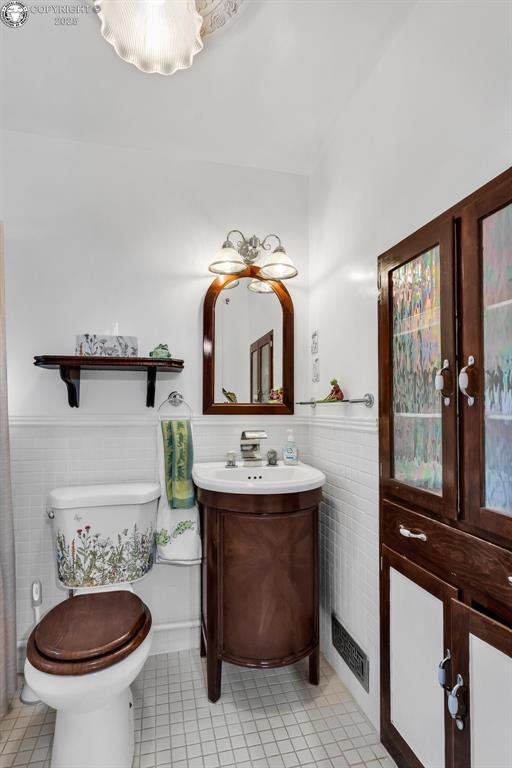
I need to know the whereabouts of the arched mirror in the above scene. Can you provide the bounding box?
[203,267,294,414]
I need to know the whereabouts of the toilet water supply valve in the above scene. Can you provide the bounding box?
[20,579,43,704]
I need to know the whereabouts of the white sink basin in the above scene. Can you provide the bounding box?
[192,461,326,495]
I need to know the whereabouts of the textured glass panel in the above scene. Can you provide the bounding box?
[483,202,512,514]
[392,246,442,492]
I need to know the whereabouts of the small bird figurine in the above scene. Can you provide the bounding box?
[222,387,238,403]
[323,378,345,402]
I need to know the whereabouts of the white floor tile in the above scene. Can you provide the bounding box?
[1,651,396,768]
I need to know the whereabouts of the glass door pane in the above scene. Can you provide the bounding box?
[482,202,512,516]
[260,343,272,403]
[251,349,259,403]
[392,247,442,493]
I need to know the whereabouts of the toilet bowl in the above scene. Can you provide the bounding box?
[24,597,152,768]
[23,483,160,768]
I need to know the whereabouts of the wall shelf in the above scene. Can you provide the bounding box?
[296,394,374,408]
[33,355,184,408]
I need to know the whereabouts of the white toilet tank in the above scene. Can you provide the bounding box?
[48,483,161,589]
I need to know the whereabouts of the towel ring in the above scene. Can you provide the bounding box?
[157,391,193,419]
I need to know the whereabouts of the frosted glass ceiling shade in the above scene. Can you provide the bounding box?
[259,248,298,280]
[248,279,274,293]
[95,0,204,75]
[208,245,245,275]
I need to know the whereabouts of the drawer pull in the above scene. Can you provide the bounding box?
[399,524,427,542]
[508,577,512,586]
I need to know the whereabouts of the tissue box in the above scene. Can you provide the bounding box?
[75,334,138,357]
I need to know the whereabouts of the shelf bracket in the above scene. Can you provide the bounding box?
[146,367,157,408]
[59,365,80,408]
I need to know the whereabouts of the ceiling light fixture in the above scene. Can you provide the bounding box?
[208,230,298,281]
[95,0,245,76]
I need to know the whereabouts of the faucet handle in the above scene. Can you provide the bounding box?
[225,451,237,468]
[241,430,268,440]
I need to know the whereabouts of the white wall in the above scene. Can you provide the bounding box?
[0,130,309,417]
[0,129,310,658]
[308,0,512,727]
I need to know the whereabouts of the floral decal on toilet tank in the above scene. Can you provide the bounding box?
[55,524,154,588]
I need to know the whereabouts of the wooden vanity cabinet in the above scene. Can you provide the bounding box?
[197,487,321,702]
[378,167,512,768]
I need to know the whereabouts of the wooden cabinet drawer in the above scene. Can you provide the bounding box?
[382,501,512,608]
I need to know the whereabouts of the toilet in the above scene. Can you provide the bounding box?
[24,482,161,768]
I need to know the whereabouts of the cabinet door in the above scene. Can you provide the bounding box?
[379,217,457,519]
[381,546,459,768]
[450,601,512,768]
[459,173,512,542]
[220,508,318,664]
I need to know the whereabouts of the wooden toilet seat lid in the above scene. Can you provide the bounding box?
[27,591,152,675]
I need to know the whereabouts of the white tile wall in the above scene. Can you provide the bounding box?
[303,416,380,729]
[9,416,308,648]
[8,412,380,727]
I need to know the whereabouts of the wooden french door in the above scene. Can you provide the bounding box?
[450,600,512,768]
[250,330,273,403]
[459,173,512,541]
[379,217,458,519]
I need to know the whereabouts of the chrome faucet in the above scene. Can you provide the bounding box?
[240,430,267,467]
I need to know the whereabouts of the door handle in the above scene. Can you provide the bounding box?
[399,524,427,542]
[435,360,451,406]
[448,674,466,730]
[458,356,476,406]
[438,649,451,691]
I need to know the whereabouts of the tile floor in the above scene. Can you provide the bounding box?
[0,651,396,768]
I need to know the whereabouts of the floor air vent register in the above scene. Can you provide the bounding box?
[331,613,369,692]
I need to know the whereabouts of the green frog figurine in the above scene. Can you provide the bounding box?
[149,344,172,359]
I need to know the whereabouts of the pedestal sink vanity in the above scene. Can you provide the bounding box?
[198,264,326,701]
[193,461,326,702]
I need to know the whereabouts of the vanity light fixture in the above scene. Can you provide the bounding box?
[209,230,298,280]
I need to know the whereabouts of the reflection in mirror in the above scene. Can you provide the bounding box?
[214,278,283,404]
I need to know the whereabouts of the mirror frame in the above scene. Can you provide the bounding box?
[203,266,294,414]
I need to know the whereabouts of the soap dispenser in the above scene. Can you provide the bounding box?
[283,429,299,465]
